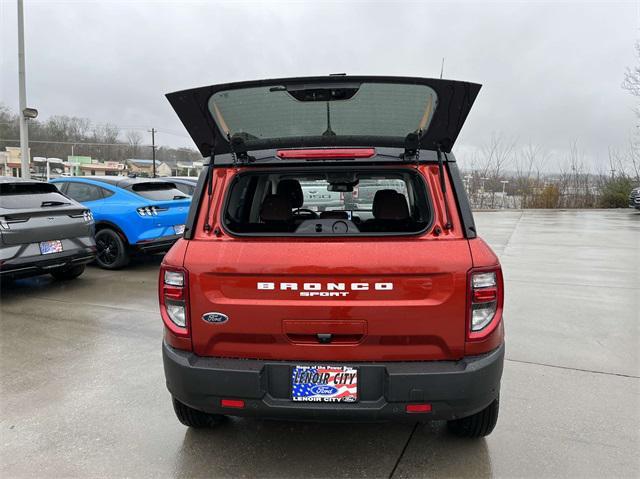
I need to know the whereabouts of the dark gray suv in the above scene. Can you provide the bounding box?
[0,177,96,280]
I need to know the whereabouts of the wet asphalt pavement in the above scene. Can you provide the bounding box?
[1,210,639,478]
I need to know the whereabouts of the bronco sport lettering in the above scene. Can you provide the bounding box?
[257,282,394,297]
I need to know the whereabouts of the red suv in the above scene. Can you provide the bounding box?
[161,76,504,438]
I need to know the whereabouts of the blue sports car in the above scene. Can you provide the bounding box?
[51,176,190,269]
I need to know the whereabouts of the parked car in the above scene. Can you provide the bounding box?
[50,176,190,269]
[161,76,503,438]
[0,176,96,280]
[629,186,640,210]
[167,176,198,196]
[300,181,342,211]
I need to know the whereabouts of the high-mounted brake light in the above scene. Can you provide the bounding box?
[159,266,189,337]
[467,268,503,341]
[276,148,376,159]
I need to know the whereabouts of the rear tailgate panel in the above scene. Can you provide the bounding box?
[0,208,91,246]
[187,239,471,361]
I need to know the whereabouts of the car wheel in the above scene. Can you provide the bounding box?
[50,264,85,281]
[95,228,129,270]
[447,398,499,438]
[172,397,225,428]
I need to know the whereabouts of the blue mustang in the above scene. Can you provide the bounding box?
[51,176,191,269]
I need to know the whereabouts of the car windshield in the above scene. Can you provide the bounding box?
[129,182,187,201]
[209,82,437,149]
[224,169,431,236]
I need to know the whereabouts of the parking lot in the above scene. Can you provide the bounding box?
[1,210,638,478]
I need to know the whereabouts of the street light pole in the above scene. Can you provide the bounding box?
[17,0,30,179]
[500,180,509,209]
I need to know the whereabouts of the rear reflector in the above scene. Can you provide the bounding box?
[472,287,497,303]
[221,399,245,409]
[277,148,376,159]
[406,404,432,413]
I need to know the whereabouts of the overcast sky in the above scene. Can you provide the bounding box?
[1,0,638,171]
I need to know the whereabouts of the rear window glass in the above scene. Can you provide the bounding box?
[209,83,437,150]
[129,182,188,201]
[223,169,431,236]
[0,182,71,210]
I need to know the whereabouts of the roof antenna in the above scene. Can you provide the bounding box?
[440,57,445,79]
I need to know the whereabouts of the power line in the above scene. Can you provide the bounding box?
[0,138,152,147]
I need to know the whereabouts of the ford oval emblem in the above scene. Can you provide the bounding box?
[202,312,229,324]
[310,385,338,396]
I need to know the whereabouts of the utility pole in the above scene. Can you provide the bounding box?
[149,128,156,177]
[17,0,30,179]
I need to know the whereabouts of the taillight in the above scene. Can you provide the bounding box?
[137,206,167,216]
[159,266,189,337]
[69,210,94,222]
[467,268,503,341]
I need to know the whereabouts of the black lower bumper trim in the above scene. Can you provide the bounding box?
[0,249,96,278]
[163,342,504,421]
[133,235,180,253]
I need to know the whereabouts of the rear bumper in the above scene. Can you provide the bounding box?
[0,243,96,278]
[163,342,504,422]
[132,235,181,254]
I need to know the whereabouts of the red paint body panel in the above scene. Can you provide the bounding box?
[162,164,504,361]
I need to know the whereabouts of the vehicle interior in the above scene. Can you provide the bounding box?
[224,169,431,235]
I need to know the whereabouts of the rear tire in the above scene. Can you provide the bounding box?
[172,397,225,428]
[50,264,85,281]
[95,228,129,270]
[447,398,499,438]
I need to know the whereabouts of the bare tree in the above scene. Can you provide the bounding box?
[478,133,516,207]
[126,130,143,158]
[623,41,640,120]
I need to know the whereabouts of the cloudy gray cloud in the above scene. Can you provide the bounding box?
[1,0,637,171]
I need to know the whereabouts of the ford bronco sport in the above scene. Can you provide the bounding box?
[161,76,504,438]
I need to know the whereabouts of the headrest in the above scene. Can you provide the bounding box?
[372,189,410,220]
[276,179,304,208]
[260,194,293,222]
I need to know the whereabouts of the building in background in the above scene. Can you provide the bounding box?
[175,160,203,177]
[126,158,172,177]
[0,149,126,178]
[0,146,31,177]
[67,156,125,176]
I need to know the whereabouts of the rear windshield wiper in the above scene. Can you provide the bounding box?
[41,200,70,207]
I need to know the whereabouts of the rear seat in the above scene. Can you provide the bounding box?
[361,189,413,232]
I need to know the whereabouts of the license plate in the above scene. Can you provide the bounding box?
[291,365,358,402]
[173,224,185,235]
[39,240,63,255]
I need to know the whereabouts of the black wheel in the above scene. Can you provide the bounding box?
[172,397,225,428]
[95,228,129,270]
[50,264,85,281]
[447,398,499,438]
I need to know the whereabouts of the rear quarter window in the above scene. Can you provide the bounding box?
[65,182,103,202]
